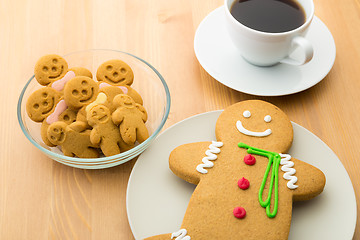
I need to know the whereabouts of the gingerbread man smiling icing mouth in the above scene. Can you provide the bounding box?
[145,100,326,240]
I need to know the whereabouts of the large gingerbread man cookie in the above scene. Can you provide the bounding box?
[145,100,326,240]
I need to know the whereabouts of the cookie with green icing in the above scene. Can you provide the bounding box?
[145,100,326,240]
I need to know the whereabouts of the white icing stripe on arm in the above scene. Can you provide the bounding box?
[196,141,223,174]
[279,153,298,189]
[171,229,191,240]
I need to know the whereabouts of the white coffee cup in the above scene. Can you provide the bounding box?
[224,0,314,67]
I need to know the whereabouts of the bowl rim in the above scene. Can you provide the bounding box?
[17,49,171,164]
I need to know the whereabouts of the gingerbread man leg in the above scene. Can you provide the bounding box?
[100,138,121,157]
[136,124,149,143]
[80,147,99,158]
[120,124,136,145]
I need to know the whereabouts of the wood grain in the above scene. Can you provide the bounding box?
[0,0,359,239]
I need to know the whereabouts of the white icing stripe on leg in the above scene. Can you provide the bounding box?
[279,153,298,189]
[196,141,223,174]
[171,229,191,240]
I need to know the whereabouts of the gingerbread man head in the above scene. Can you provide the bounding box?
[63,76,99,109]
[113,94,136,109]
[34,54,68,86]
[87,104,111,126]
[216,100,293,153]
[47,121,67,145]
[96,59,134,86]
[26,87,61,122]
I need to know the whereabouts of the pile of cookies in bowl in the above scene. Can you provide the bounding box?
[18,50,170,169]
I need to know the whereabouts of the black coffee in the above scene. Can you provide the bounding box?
[230,0,306,33]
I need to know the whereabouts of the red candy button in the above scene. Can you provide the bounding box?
[233,207,246,219]
[244,154,256,165]
[238,177,250,190]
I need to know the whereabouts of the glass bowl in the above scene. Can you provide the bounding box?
[17,49,171,169]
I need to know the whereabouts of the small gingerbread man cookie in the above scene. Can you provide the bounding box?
[87,104,134,156]
[47,121,99,158]
[145,100,326,240]
[112,94,149,145]
[34,54,68,86]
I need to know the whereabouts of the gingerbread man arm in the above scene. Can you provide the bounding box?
[112,108,125,125]
[69,121,88,132]
[90,128,101,147]
[287,157,326,201]
[126,86,143,105]
[62,147,74,157]
[169,141,214,185]
[135,103,147,122]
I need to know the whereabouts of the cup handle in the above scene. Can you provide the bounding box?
[280,36,313,66]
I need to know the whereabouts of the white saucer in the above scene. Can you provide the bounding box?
[127,111,356,240]
[194,7,336,96]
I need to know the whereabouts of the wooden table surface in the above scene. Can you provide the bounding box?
[1,0,359,239]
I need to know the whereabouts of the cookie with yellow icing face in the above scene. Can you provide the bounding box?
[34,54,68,86]
[63,76,99,109]
[145,100,326,240]
[96,59,134,86]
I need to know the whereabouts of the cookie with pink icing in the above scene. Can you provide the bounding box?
[145,100,326,240]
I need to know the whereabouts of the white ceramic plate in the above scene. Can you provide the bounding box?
[194,7,336,96]
[127,110,356,240]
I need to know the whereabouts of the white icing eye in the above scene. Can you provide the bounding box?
[243,110,251,118]
[264,115,271,123]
